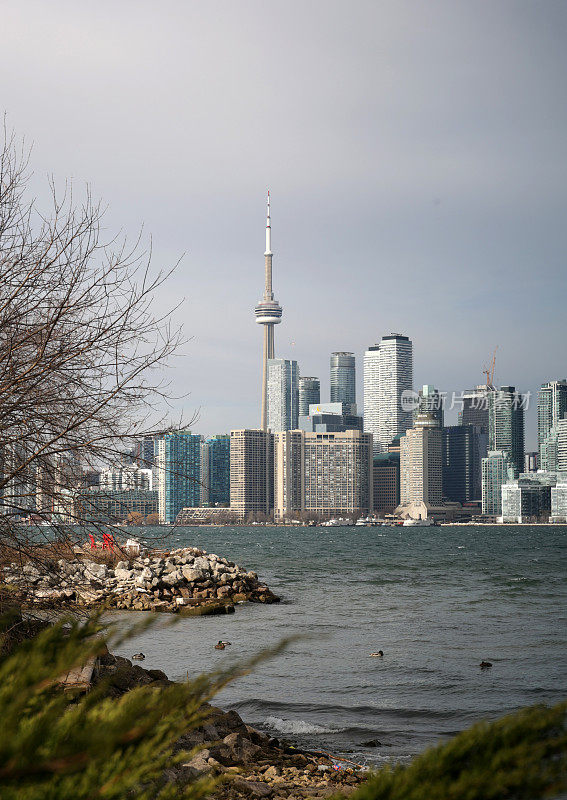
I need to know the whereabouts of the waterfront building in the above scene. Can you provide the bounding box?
[538,380,567,450]
[442,425,487,503]
[298,402,363,433]
[156,431,202,524]
[414,385,444,428]
[230,429,274,519]
[78,488,158,524]
[267,358,299,432]
[330,352,356,409]
[373,453,400,514]
[274,430,373,521]
[399,411,443,506]
[363,333,413,454]
[501,472,556,523]
[298,377,320,417]
[255,193,283,431]
[99,464,152,491]
[481,450,515,516]
[488,386,525,477]
[551,477,567,523]
[200,434,230,506]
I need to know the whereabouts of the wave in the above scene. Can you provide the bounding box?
[229,698,462,721]
[263,716,346,735]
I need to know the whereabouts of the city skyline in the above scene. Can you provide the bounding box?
[3,3,566,448]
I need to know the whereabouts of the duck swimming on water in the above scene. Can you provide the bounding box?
[214,641,226,650]
[480,661,492,669]
[132,653,145,661]
[369,651,384,657]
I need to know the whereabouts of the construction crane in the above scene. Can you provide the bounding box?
[482,347,498,389]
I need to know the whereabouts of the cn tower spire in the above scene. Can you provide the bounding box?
[255,190,283,430]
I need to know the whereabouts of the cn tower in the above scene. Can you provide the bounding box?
[255,191,283,430]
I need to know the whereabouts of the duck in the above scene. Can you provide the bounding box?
[132,653,145,661]
[369,651,384,657]
[214,641,226,650]
[480,660,492,669]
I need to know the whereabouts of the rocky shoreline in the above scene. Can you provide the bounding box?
[97,649,367,799]
[2,547,280,614]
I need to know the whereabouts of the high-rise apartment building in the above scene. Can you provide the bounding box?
[330,352,356,408]
[538,380,567,448]
[488,386,525,477]
[537,380,567,471]
[201,435,230,506]
[298,377,320,417]
[267,358,299,432]
[364,334,413,454]
[442,425,487,503]
[99,464,153,491]
[400,411,443,506]
[230,429,274,518]
[157,431,202,524]
[481,450,515,516]
[274,430,373,521]
[501,473,555,523]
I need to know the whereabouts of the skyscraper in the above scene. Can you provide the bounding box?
[157,431,202,524]
[230,429,274,519]
[482,450,515,516]
[460,385,491,431]
[298,377,320,417]
[201,435,230,506]
[538,380,567,447]
[255,193,283,431]
[330,352,356,408]
[414,384,444,428]
[399,411,443,506]
[537,380,567,471]
[274,430,373,521]
[267,358,299,432]
[363,333,413,453]
[488,386,525,477]
[442,425,486,503]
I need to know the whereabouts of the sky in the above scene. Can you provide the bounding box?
[3,1,567,448]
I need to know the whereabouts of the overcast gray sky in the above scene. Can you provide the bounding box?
[3,1,567,447]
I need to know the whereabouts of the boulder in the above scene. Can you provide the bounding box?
[182,566,204,582]
[115,568,134,581]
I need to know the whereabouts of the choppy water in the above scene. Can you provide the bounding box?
[111,524,567,765]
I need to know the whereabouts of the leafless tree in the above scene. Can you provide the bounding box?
[0,127,185,590]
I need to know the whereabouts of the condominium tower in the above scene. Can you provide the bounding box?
[274,430,373,521]
[157,431,202,524]
[230,429,274,518]
[298,377,321,417]
[400,411,443,506]
[267,358,299,432]
[364,333,413,453]
[488,386,525,477]
[538,380,567,470]
[255,193,283,430]
[330,352,356,408]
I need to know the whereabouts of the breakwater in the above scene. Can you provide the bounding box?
[2,546,280,613]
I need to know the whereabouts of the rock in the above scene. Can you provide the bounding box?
[223,732,262,763]
[162,570,182,586]
[182,565,205,582]
[230,778,273,798]
[83,561,108,580]
[115,568,134,581]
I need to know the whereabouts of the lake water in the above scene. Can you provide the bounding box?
[111,524,567,765]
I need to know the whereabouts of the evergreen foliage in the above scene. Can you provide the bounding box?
[0,616,222,799]
[352,701,567,800]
